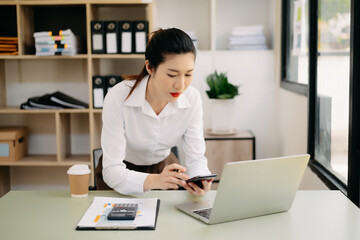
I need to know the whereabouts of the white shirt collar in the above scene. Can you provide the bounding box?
[123,75,191,118]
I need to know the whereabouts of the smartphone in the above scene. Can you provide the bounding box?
[186,174,217,188]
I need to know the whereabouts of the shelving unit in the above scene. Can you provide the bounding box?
[0,0,154,196]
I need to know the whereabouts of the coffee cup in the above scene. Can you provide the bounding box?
[67,164,91,198]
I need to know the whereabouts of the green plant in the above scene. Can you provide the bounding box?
[206,71,240,99]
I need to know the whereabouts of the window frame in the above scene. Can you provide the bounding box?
[282,0,360,207]
[280,0,308,96]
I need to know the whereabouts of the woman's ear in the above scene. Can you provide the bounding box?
[145,60,154,75]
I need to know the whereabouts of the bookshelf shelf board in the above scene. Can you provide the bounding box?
[92,109,103,113]
[0,155,91,166]
[61,154,91,164]
[18,0,151,5]
[0,107,91,114]
[0,54,89,60]
[90,54,145,59]
[0,155,58,166]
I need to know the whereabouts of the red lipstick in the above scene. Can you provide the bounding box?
[170,92,181,98]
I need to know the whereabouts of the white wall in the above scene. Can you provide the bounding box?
[191,50,279,159]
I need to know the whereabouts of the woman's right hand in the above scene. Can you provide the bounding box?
[144,163,189,191]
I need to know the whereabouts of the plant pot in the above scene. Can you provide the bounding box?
[209,99,236,134]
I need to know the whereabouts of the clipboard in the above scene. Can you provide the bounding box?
[76,197,160,230]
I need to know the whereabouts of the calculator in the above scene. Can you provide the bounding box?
[107,203,138,220]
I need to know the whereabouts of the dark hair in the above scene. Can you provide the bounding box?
[125,28,196,99]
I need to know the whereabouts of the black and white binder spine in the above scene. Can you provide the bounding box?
[133,21,148,54]
[106,75,122,93]
[92,76,106,108]
[105,21,119,54]
[119,21,133,53]
[91,21,106,54]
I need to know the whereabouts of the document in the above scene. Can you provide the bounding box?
[76,197,160,230]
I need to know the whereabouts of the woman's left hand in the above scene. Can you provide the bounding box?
[183,179,213,196]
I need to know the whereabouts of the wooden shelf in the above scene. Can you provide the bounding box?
[0,155,90,166]
[91,54,145,59]
[0,54,89,60]
[18,0,151,5]
[0,107,91,114]
[92,109,103,113]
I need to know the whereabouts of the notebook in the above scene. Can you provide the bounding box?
[176,154,310,224]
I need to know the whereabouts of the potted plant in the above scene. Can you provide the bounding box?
[206,71,240,134]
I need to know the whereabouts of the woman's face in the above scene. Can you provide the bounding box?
[146,53,195,102]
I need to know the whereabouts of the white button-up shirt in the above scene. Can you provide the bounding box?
[101,75,210,196]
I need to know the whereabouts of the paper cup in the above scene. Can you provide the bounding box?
[67,164,91,198]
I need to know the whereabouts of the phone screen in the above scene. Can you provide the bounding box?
[186,174,217,188]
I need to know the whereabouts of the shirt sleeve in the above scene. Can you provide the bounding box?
[101,90,149,196]
[182,91,211,178]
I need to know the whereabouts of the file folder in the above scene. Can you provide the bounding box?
[91,21,106,54]
[106,75,122,94]
[105,21,119,54]
[93,76,106,108]
[119,21,133,53]
[133,21,148,54]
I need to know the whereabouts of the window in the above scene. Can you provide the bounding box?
[315,0,350,185]
[282,0,360,206]
[281,0,309,95]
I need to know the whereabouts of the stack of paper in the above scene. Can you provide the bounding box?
[0,36,18,55]
[228,25,268,50]
[185,31,198,49]
[34,29,79,56]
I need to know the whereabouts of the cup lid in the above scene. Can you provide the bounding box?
[67,164,91,175]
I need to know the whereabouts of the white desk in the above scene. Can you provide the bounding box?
[1,190,360,240]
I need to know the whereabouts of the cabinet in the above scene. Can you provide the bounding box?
[0,0,154,197]
[204,130,255,180]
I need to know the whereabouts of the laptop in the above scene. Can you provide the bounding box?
[175,154,310,224]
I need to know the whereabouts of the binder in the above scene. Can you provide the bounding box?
[133,21,148,54]
[20,92,88,109]
[119,21,133,53]
[105,21,119,54]
[93,76,106,108]
[49,91,88,109]
[91,21,106,54]
[106,75,122,94]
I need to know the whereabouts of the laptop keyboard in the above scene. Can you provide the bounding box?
[193,208,212,219]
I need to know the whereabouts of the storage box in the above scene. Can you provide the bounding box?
[0,127,28,162]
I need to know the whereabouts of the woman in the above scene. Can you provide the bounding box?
[101,28,212,196]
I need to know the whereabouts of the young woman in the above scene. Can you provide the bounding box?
[101,28,212,196]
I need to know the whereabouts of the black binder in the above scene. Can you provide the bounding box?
[133,21,148,54]
[105,21,119,54]
[25,95,64,109]
[92,76,106,108]
[20,92,88,109]
[49,92,88,109]
[119,21,133,53]
[106,75,122,94]
[91,21,106,54]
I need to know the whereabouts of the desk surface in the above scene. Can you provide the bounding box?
[1,190,360,240]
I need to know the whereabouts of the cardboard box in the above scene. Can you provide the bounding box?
[0,127,28,162]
